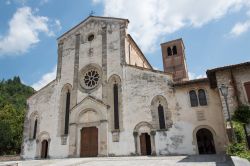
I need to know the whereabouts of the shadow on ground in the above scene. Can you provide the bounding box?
[178,155,234,166]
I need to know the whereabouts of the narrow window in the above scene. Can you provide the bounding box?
[64,90,70,135]
[158,104,166,129]
[114,84,119,129]
[189,90,198,107]
[244,82,250,102]
[172,46,177,55]
[33,119,37,139]
[167,47,172,56]
[198,89,207,106]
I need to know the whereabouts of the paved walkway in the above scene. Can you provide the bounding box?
[0,155,235,166]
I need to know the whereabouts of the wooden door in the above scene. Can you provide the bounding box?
[41,140,48,159]
[140,133,147,155]
[80,127,98,157]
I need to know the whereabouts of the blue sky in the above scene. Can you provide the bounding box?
[0,0,250,90]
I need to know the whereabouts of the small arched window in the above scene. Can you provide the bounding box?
[64,90,70,135]
[158,104,166,129]
[33,119,37,139]
[113,84,119,129]
[172,46,177,55]
[189,90,198,107]
[167,47,172,56]
[198,89,207,106]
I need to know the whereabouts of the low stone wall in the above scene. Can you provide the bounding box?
[0,155,20,162]
[231,156,250,166]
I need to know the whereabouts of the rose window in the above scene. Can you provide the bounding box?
[79,65,102,92]
[84,70,100,88]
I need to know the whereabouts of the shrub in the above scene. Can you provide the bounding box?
[227,121,250,161]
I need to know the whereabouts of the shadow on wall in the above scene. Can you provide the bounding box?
[178,155,234,166]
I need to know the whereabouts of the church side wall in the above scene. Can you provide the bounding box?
[22,81,69,159]
[108,66,175,155]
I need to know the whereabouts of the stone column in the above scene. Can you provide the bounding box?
[68,123,77,157]
[150,130,156,156]
[133,131,139,155]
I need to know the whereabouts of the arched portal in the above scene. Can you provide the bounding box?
[41,140,48,159]
[196,128,216,154]
[140,133,151,155]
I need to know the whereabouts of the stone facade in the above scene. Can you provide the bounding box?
[21,16,250,159]
[207,63,250,133]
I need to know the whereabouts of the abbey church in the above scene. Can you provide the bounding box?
[21,16,250,159]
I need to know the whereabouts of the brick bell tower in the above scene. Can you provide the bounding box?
[161,38,189,82]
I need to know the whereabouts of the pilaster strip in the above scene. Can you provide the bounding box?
[72,34,80,107]
[56,42,63,80]
[102,25,108,102]
[120,23,126,65]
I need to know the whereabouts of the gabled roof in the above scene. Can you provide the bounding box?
[57,16,129,40]
[206,61,250,88]
[174,78,208,87]
[160,38,185,49]
[71,95,109,111]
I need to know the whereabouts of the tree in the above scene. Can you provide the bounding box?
[233,105,250,149]
[0,76,35,155]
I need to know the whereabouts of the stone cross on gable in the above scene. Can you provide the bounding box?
[89,10,95,16]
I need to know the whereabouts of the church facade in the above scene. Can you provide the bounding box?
[21,16,250,159]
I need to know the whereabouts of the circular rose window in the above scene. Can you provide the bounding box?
[84,69,100,88]
[79,65,102,92]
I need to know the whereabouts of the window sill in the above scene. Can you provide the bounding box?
[111,129,120,133]
[191,105,209,109]
[28,138,36,141]
[156,129,168,132]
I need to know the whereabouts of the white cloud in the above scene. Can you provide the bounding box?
[5,0,28,5]
[93,0,250,53]
[229,20,250,37]
[32,66,56,91]
[188,72,206,80]
[0,7,60,56]
[5,0,11,5]
[40,0,49,5]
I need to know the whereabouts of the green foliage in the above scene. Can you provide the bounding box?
[0,76,35,155]
[233,121,246,143]
[232,105,250,124]
[227,142,246,154]
[227,120,250,161]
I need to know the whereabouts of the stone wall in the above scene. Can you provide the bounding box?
[215,66,250,119]
[173,82,228,154]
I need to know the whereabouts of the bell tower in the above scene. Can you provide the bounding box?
[161,38,189,82]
